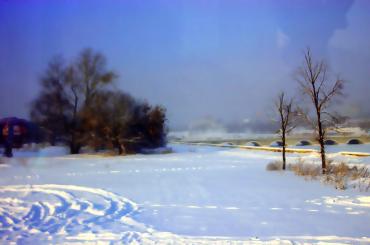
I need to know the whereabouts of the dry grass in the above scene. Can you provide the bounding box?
[286,157,320,179]
[287,159,370,191]
[266,161,283,171]
[289,163,321,179]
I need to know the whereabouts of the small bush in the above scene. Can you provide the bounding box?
[328,162,350,176]
[266,161,283,171]
[288,159,370,191]
[351,166,370,180]
[289,162,320,179]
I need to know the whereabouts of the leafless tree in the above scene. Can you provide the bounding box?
[30,57,72,145]
[276,92,295,170]
[31,49,116,154]
[90,91,136,154]
[74,48,117,107]
[31,48,167,155]
[87,91,167,154]
[296,48,344,174]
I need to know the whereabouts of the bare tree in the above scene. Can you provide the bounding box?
[74,48,117,107]
[30,57,72,145]
[87,91,167,154]
[90,91,136,154]
[31,48,167,155]
[296,48,344,174]
[31,49,116,154]
[276,92,295,170]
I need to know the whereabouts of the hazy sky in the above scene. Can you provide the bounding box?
[1,0,369,129]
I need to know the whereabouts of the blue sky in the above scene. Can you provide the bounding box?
[0,0,369,129]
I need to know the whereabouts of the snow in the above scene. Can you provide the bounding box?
[2,146,70,158]
[0,144,369,244]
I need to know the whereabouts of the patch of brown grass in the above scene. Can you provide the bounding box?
[288,159,370,191]
[287,158,320,179]
[266,161,283,171]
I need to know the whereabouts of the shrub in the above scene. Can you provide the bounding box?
[288,159,370,191]
[266,161,283,171]
[289,161,320,179]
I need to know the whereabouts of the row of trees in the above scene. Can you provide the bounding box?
[31,49,167,154]
[276,48,344,174]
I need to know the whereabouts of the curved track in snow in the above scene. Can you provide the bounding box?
[0,184,149,243]
[0,184,370,244]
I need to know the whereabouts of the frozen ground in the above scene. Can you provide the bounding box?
[0,145,369,244]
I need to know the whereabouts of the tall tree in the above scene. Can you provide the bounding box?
[296,48,344,174]
[276,92,295,170]
[146,105,167,148]
[74,48,116,107]
[90,91,136,154]
[88,91,167,154]
[31,48,167,155]
[30,57,72,145]
[31,49,116,154]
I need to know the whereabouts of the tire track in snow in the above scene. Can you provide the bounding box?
[0,184,148,243]
[1,184,368,244]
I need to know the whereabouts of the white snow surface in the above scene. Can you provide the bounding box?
[0,144,369,244]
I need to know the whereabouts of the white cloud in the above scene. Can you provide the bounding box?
[276,29,290,49]
[329,0,370,57]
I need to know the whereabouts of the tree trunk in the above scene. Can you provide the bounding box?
[70,144,81,154]
[317,111,327,174]
[4,142,13,158]
[282,133,286,170]
[118,144,126,155]
[318,132,326,174]
[69,134,81,154]
[49,133,56,146]
[112,138,125,155]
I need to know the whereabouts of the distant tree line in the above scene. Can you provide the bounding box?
[31,48,167,154]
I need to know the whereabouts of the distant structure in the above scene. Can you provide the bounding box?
[0,117,42,157]
[270,141,283,147]
[296,140,312,146]
[347,139,363,145]
[245,141,261,147]
[323,139,338,145]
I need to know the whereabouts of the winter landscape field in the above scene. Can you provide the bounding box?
[1,144,369,244]
[2,1,370,244]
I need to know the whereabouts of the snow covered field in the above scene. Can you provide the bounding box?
[0,144,370,244]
